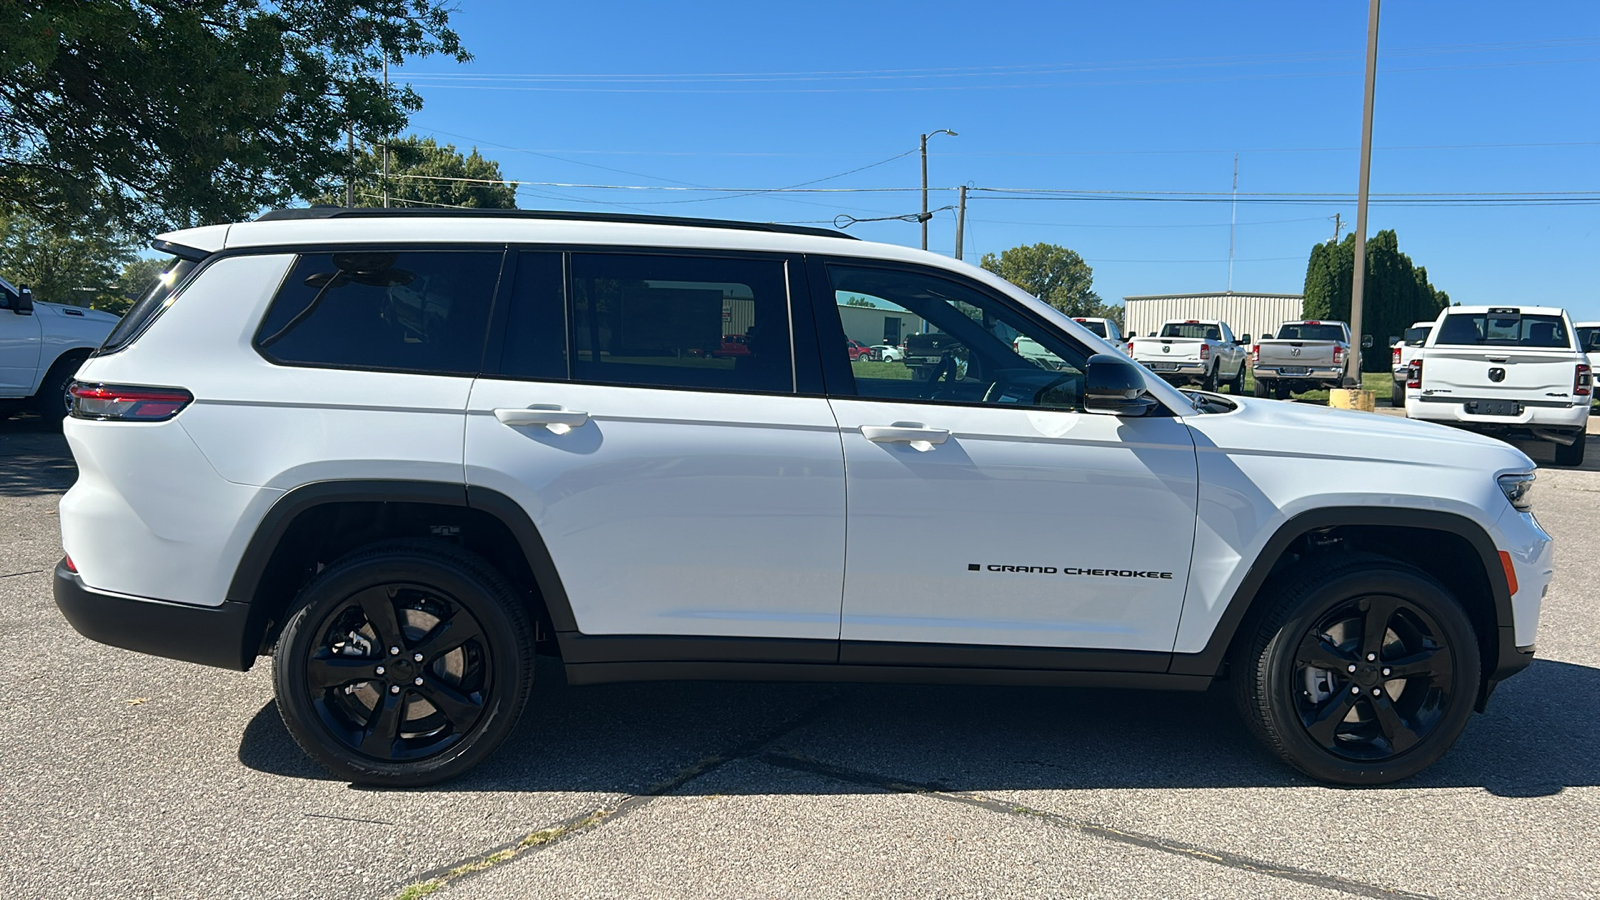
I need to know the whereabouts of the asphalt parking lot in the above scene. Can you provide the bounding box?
[3,413,1597,900]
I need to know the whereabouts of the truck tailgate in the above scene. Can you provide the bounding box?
[1420,348,1582,405]
[1256,340,1339,369]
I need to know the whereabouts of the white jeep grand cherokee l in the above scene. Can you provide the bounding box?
[55,209,1551,787]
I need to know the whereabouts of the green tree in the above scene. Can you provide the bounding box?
[0,1,468,233]
[315,137,517,209]
[106,256,173,316]
[0,209,135,308]
[843,295,877,308]
[980,243,1099,316]
[1302,230,1449,372]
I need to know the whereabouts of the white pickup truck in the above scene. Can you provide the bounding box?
[1250,320,1354,399]
[1407,305,1592,465]
[0,274,121,423]
[1389,320,1435,408]
[1577,321,1600,406]
[1127,318,1249,393]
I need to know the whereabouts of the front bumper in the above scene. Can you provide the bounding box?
[53,561,256,670]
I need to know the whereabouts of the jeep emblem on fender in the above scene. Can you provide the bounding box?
[1489,367,1506,383]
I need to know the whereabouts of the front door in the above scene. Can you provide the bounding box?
[465,250,846,644]
[0,282,42,395]
[813,261,1199,657]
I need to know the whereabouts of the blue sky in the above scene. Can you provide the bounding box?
[394,1,1600,321]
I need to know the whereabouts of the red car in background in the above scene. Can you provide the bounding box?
[846,339,873,361]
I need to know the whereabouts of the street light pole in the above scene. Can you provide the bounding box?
[919,128,957,251]
[1349,0,1381,382]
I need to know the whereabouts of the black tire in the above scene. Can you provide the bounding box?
[1390,382,1406,409]
[1554,431,1586,467]
[1274,383,1292,400]
[272,540,536,787]
[1200,365,1218,393]
[1225,363,1245,395]
[33,351,88,424]
[1252,377,1270,398]
[1232,552,1480,785]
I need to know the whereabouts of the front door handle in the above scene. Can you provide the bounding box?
[860,423,950,449]
[494,405,590,433]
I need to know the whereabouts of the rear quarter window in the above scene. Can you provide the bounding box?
[255,250,501,375]
[98,257,195,354]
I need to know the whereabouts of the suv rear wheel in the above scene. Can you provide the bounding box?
[1233,552,1480,785]
[272,540,536,786]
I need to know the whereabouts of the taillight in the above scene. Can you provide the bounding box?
[1392,346,1402,366]
[63,554,77,573]
[1126,342,1134,353]
[1250,344,1260,364]
[1333,345,1345,367]
[1406,360,1422,390]
[1199,343,1210,361]
[1577,364,1592,398]
[69,382,193,421]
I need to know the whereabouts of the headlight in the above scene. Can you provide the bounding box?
[1498,473,1535,512]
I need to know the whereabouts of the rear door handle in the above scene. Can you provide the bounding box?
[494,405,590,432]
[860,423,950,448]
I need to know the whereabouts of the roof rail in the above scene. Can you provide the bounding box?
[253,206,857,240]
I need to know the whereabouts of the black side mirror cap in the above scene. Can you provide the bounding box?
[1083,353,1160,417]
[14,286,33,315]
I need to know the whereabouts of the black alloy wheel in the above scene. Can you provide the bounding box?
[1234,552,1479,785]
[273,541,535,786]
[35,353,86,424]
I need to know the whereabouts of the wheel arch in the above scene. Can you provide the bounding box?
[227,480,576,668]
[35,345,93,395]
[1171,507,1519,706]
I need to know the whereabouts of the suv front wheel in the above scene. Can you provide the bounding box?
[1233,553,1480,785]
[272,540,536,786]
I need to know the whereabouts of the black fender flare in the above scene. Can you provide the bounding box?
[228,480,579,665]
[1168,507,1524,696]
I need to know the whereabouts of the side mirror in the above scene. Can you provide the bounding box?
[1084,353,1160,417]
[1238,334,1251,345]
[14,285,34,315]
[1361,334,1374,349]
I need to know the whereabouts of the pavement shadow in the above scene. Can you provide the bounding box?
[238,656,1599,797]
[0,415,74,496]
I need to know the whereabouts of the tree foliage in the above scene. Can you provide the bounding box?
[979,242,1123,323]
[0,209,136,309]
[314,137,517,209]
[0,1,468,234]
[1303,230,1450,371]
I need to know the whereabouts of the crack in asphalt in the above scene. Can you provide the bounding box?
[386,689,852,900]
[756,750,1437,900]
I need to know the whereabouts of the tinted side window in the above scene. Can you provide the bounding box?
[497,252,567,380]
[569,253,793,393]
[825,264,1089,411]
[256,251,500,375]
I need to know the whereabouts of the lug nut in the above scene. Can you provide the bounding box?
[414,677,424,686]
[413,653,424,663]
[1382,667,1391,677]
[389,646,401,656]
[1347,664,1357,673]
[1366,653,1376,661]
[1350,686,1360,694]
[375,666,385,675]
[1372,688,1382,696]
[389,685,400,694]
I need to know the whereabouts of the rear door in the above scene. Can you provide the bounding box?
[465,249,846,649]
[811,259,1199,659]
[1421,310,1585,412]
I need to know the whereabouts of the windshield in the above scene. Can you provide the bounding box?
[1403,326,1432,346]
[1274,323,1345,341]
[1578,326,1600,352]
[1434,312,1572,349]
[1160,322,1221,340]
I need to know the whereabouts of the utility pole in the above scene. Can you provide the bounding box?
[1331,212,1342,244]
[346,123,355,208]
[1349,0,1381,380]
[919,129,956,250]
[955,185,968,260]
[1227,153,1238,293]
[380,56,390,208]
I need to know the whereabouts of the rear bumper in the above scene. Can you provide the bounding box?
[53,561,255,671]
[1253,366,1343,381]
[1408,395,1590,430]
[1144,362,1207,377]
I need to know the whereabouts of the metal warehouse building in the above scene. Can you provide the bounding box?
[1124,292,1303,344]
